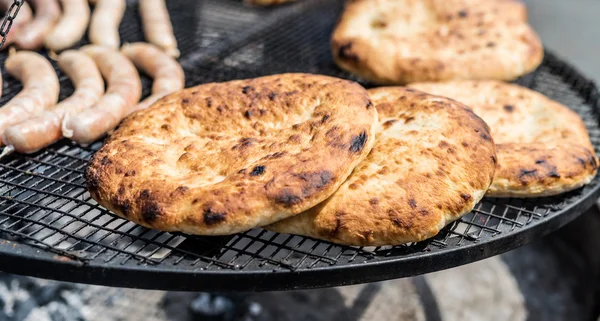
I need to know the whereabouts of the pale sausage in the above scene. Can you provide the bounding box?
[44,0,90,52]
[88,0,125,49]
[2,50,104,153]
[0,51,59,146]
[139,0,179,57]
[121,42,184,112]
[15,0,60,50]
[63,45,141,145]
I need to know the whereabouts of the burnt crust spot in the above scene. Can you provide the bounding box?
[250,165,266,176]
[369,198,378,205]
[331,212,345,236]
[503,105,515,112]
[383,119,397,129]
[268,92,277,100]
[141,200,162,223]
[548,169,561,178]
[262,152,286,160]
[85,168,100,191]
[175,186,189,193]
[205,97,213,107]
[203,208,226,226]
[408,199,417,209]
[479,132,491,141]
[366,100,373,109]
[535,159,546,164]
[519,169,538,178]
[120,200,131,216]
[275,189,303,208]
[337,42,359,63]
[242,86,253,94]
[295,171,334,195]
[458,9,468,18]
[100,156,112,166]
[349,131,368,153]
[460,193,472,202]
[181,98,190,105]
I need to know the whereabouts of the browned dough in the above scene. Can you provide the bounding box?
[86,73,378,235]
[411,80,598,197]
[331,0,543,84]
[268,87,496,246]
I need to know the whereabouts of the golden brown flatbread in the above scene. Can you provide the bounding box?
[331,0,543,84]
[411,80,598,197]
[86,74,378,235]
[267,87,496,246]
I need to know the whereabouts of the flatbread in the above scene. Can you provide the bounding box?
[331,0,543,84]
[267,87,496,246]
[86,73,378,235]
[411,80,598,197]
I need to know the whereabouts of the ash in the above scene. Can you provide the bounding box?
[0,237,588,321]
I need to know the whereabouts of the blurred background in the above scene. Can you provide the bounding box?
[525,0,600,83]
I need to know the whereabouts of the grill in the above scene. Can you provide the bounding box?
[0,0,599,292]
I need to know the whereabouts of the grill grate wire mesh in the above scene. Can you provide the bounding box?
[0,0,598,288]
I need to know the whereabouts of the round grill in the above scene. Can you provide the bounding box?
[0,0,598,291]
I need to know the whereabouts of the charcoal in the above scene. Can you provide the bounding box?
[12,298,37,321]
[47,301,86,321]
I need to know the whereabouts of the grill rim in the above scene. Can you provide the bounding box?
[0,51,598,292]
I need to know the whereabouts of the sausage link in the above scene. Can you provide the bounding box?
[0,51,59,146]
[139,0,179,57]
[2,50,104,153]
[15,0,60,50]
[44,0,90,52]
[121,42,184,112]
[88,0,125,49]
[63,45,141,145]
[0,0,32,48]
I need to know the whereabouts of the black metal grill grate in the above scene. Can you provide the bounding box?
[0,0,599,291]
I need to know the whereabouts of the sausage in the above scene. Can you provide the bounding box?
[44,0,90,52]
[0,51,59,146]
[2,50,104,154]
[88,0,125,49]
[121,42,184,112]
[15,0,61,50]
[0,0,32,48]
[63,45,141,145]
[139,0,179,58]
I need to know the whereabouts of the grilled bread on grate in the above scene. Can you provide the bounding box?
[411,80,598,197]
[267,87,496,246]
[86,74,378,235]
[331,0,543,84]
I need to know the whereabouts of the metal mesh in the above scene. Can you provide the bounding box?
[0,0,599,287]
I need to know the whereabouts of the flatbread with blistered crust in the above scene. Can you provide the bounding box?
[267,87,496,246]
[86,74,378,235]
[411,80,598,197]
[331,0,543,84]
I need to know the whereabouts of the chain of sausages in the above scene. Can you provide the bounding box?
[0,0,186,155]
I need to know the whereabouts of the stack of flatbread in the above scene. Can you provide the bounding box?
[85,0,598,246]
